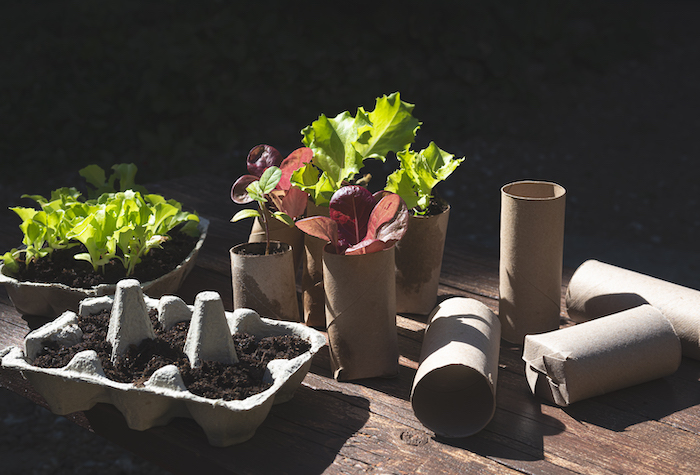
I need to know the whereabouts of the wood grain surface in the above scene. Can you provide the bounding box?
[1,173,699,474]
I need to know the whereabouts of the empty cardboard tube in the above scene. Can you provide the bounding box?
[523,304,681,406]
[411,297,501,438]
[499,181,566,344]
[395,205,450,315]
[566,259,700,360]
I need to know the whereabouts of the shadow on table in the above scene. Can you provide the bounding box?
[563,357,700,432]
[85,386,370,474]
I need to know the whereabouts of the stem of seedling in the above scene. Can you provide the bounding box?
[260,202,271,255]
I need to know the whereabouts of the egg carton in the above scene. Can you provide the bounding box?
[0,218,209,318]
[0,278,326,447]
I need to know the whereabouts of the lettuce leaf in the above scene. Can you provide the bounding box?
[294,92,421,207]
[386,142,465,213]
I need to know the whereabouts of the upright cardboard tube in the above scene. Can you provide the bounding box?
[499,181,566,344]
[230,242,300,322]
[411,298,501,438]
[302,201,330,327]
[249,217,304,273]
[523,304,681,406]
[323,245,398,381]
[566,259,700,359]
[395,205,450,315]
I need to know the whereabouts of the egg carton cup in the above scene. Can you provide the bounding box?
[1,278,326,447]
[0,218,210,318]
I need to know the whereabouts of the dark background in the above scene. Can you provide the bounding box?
[3,1,698,290]
[1,2,700,471]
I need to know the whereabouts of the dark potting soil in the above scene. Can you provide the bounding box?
[13,231,199,288]
[414,195,449,217]
[233,241,288,256]
[32,309,311,401]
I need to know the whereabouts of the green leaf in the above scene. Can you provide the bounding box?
[385,169,420,210]
[245,181,267,203]
[272,211,294,227]
[79,164,107,190]
[353,92,421,161]
[258,166,282,194]
[1,251,20,275]
[231,208,261,222]
[302,111,368,186]
[111,163,139,191]
[388,142,465,212]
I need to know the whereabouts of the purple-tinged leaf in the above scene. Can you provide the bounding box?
[295,216,339,251]
[345,238,388,255]
[366,193,408,245]
[246,145,283,177]
[329,185,375,246]
[270,187,308,219]
[231,175,259,204]
[279,147,313,191]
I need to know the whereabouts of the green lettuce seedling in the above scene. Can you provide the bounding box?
[1,163,199,277]
[291,92,421,207]
[385,142,465,214]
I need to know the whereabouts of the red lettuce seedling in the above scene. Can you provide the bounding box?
[296,185,408,255]
[232,145,312,219]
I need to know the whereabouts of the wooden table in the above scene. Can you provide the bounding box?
[1,173,699,474]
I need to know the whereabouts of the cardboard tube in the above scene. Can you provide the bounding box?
[323,245,398,381]
[411,298,501,438]
[566,259,700,359]
[499,181,566,344]
[395,205,450,315]
[523,304,681,406]
[230,242,300,322]
[249,217,303,273]
[301,200,330,328]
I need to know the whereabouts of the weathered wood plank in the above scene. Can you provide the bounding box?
[1,173,699,474]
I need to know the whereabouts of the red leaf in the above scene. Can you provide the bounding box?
[247,145,283,177]
[231,175,259,204]
[270,187,308,219]
[295,216,339,251]
[345,238,388,255]
[279,147,313,191]
[365,193,409,245]
[329,185,375,246]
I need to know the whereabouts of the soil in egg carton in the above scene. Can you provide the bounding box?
[32,308,311,401]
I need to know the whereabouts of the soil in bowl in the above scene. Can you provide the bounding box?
[32,308,311,401]
[12,230,199,289]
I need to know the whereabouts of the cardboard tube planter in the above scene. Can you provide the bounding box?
[566,259,700,360]
[395,205,450,315]
[230,242,300,322]
[499,181,566,344]
[411,298,501,438]
[523,304,681,406]
[301,200,330,328]
[249,217,303,273]
[323,245,399,381]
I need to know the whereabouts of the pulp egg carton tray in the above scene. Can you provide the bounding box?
[0,279,326,447]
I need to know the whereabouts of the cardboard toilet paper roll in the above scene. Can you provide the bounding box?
[523,304,681,406]
[499,181,566,343]
[411,297,501,438]
[395,205,450,315]
[323,245,399,381]
[566,259,700,360]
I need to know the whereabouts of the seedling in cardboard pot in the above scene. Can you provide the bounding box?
[295,185,409,255]
[385,141,465,215]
